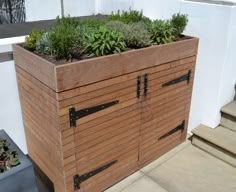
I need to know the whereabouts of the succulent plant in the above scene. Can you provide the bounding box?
[0,138,20,173]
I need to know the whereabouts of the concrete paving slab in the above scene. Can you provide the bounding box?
[141,140,191,174]
[105,171,144,192]
[146,145,236,192]
[121,176,168,192]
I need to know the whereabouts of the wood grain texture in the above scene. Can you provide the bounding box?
[14,37,198,92]
[14,37,198,192]
[55,38,198,92]
[13,44,56,91]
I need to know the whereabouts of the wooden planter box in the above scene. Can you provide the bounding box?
[13,36,199,192]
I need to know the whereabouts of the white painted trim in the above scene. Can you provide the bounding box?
[0,36,25,53]
[185,0,236,6]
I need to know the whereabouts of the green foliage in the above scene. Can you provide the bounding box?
[78,18,105,29]
[35,33,50,55]
[77,18,105,46]
[171,13,188,37]
[48,16,80,61]
[149,20,175,45]
[83,27,126,57]
[108,9,151,24]
[55,16,79,28]
[125,22,151,48]
[24,30,44,51]
[106,20,128,33]
[106,21,151,48]
[25,12,190,62]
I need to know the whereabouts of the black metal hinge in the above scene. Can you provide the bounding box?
[162,70,191,87]
[144,74,148,97]
[137,76,141,98]
[69,100,119,127]
[158,120,185,140]
[73,160,118,190]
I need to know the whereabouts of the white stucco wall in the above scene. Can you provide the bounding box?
[63,0,96,17]
[181,2,235,129]
[96,0,134,14]
[0,37,27,154]
[25,0,62,21]
[133,0,181,20]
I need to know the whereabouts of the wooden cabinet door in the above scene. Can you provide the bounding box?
[139,57,196,167]
[59,72,143,192]
[58,56,196,191]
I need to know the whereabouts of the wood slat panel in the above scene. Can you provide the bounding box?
[58,56,196,101]
[76,128,139,160]
[75,115,141,148]
[139,131,185,167]
[140,116,186,151]
[16,65,57,100]
[59,73,194,127]
[55,38,198,92]
[13,45,56,90]
[78,141,138,175]
[57,62,170,101]
[77,156,138,192]
[60,98,139,128]
[14,38,198,192]
[59,85,137,117]
[59,78,136,109]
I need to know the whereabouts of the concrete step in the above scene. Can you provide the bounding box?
[221,101,236,132]
[221,101,236,117]
[192,125,236,167]
[221,114,236,132]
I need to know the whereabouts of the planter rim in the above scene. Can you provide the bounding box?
[14,35,198,67]
[13,35,199,92]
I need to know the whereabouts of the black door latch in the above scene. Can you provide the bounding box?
[144,74,148,97]
[137,76,141,98]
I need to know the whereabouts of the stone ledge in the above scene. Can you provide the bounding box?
[192,125,236,155]
[185,0,236,6]
[221,101,236,118]
[0,15,106,39]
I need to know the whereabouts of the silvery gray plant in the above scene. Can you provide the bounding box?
[35,32,50,55]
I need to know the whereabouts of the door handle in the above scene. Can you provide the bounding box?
[144,74,148,97]
[137,76,141,98]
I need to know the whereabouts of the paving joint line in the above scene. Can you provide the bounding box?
[139,142,191,175]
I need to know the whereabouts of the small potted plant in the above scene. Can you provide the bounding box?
[0,130,38,192]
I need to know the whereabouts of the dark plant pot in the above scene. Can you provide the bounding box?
[0,130,38,192]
